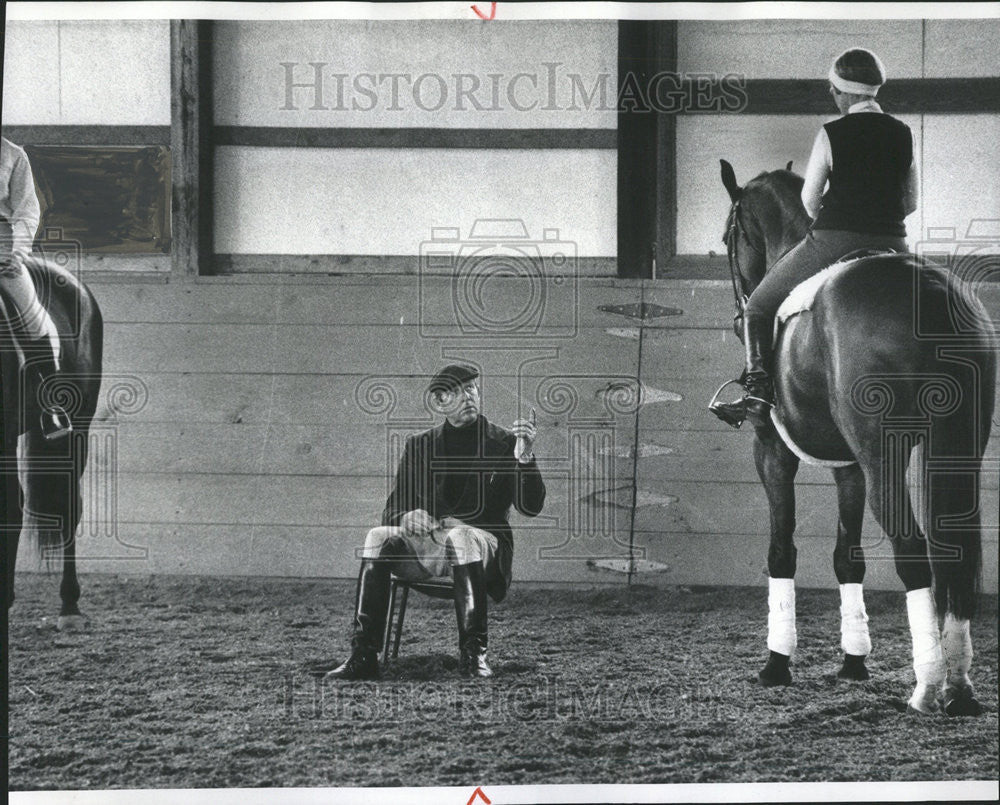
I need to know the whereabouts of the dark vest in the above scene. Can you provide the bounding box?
[812,113,912,237]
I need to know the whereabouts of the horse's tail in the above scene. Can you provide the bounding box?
[919,280,996,622]
[916,439,983,621]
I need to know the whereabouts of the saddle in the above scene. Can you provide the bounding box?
[774,248,897,334]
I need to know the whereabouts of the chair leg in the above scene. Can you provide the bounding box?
[392,584,410,660]
[382,579,397,667]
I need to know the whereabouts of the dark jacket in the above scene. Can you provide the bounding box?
[381,415,546,602]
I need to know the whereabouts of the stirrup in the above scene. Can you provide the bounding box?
[707,378,746,411]
[708,379,749,429]
[41,408,73,441]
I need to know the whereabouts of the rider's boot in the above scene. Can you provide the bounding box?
[325,558,390,681]
[710,313,775,428]
[24,336,73,440]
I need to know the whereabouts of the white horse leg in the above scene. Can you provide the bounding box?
[758,577,797,686]
[839,582,871,654]
[905,587,945,714]
[767,577,797,657]
[941,613,981,716]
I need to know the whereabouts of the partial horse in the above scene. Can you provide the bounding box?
[2,253,103,628]
[715,159,996,715]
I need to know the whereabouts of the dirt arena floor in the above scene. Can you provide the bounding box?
[7,572,998,790]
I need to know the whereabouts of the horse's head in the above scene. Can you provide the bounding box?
[719,159,810,300]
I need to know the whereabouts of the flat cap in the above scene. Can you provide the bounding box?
[428,363,479,395]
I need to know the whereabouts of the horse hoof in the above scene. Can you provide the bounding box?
[837,654,870,681]
[944,688,982,717]
[907,684,942,715]
[758,653,792,687]
[57,614,87,632]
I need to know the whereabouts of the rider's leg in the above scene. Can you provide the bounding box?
[711,235,825,426]
[0,255,72,439]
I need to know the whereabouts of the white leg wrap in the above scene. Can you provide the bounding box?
[767,577,797,657]
[941,612,973,685]
[839,583,872,656]
[906,588,945,711]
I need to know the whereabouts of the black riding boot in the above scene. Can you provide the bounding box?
[453,562,492,678]
[326,559,390,681]
[24,337,73,440]
[710,313,775,428]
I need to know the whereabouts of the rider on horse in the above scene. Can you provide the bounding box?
[1,137,73,439]
[712,48,918,428]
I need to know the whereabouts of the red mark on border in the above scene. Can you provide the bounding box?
[471,2,497,20]
[467,787,491,805]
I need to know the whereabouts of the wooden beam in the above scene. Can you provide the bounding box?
[213,126,616,149]
[618,20,677,279]
[0,126,171,146]
[170,20,214,277]
[212,254,617,275]
[738,77,1000,115]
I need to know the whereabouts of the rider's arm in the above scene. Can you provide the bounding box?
[800,128,831,221]
[7,149,41,254]
[901,130,919,217]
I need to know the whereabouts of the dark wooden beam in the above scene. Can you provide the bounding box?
[0,125,171,146]
[170,20,214,276]
[738,77,1000,115]
[213,254,618,275]
[618,20,677,279]
[213,126,616,149]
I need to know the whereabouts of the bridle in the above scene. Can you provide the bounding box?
[723,198,764,321]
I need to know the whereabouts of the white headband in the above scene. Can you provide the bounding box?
[828,66,881,96]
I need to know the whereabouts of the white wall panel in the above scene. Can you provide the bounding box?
[213,20,617,129]
[677,20,923,79]
[58,21,170,125]
[676,114,924,256]
[921,115,1000,246]
[1,22,62,124]
[214,147,616,256]
[925,20,1000,77]
[1,20,169,125]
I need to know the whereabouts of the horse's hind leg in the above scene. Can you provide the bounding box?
[862,451,942,714]
[29,439,85,629]
[832,463,871,680]
[930,466,982,717]
[753,429,800,687]
[57,460,85,630]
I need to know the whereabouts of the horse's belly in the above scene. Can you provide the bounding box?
[774,315,856,463]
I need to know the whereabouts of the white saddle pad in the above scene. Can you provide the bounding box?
[774,251,898,328]
[775,262,848,327]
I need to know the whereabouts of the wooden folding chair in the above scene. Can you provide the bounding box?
[381,575,455,666]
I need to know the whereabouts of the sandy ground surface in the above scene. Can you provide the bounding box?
[7,572,998,790]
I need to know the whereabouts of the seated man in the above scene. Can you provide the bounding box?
[327,363,546,680]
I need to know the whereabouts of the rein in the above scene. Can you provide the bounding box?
[725,198,762,319]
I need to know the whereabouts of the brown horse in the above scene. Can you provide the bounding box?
[716,159,996,715]
[2,253,103,628]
